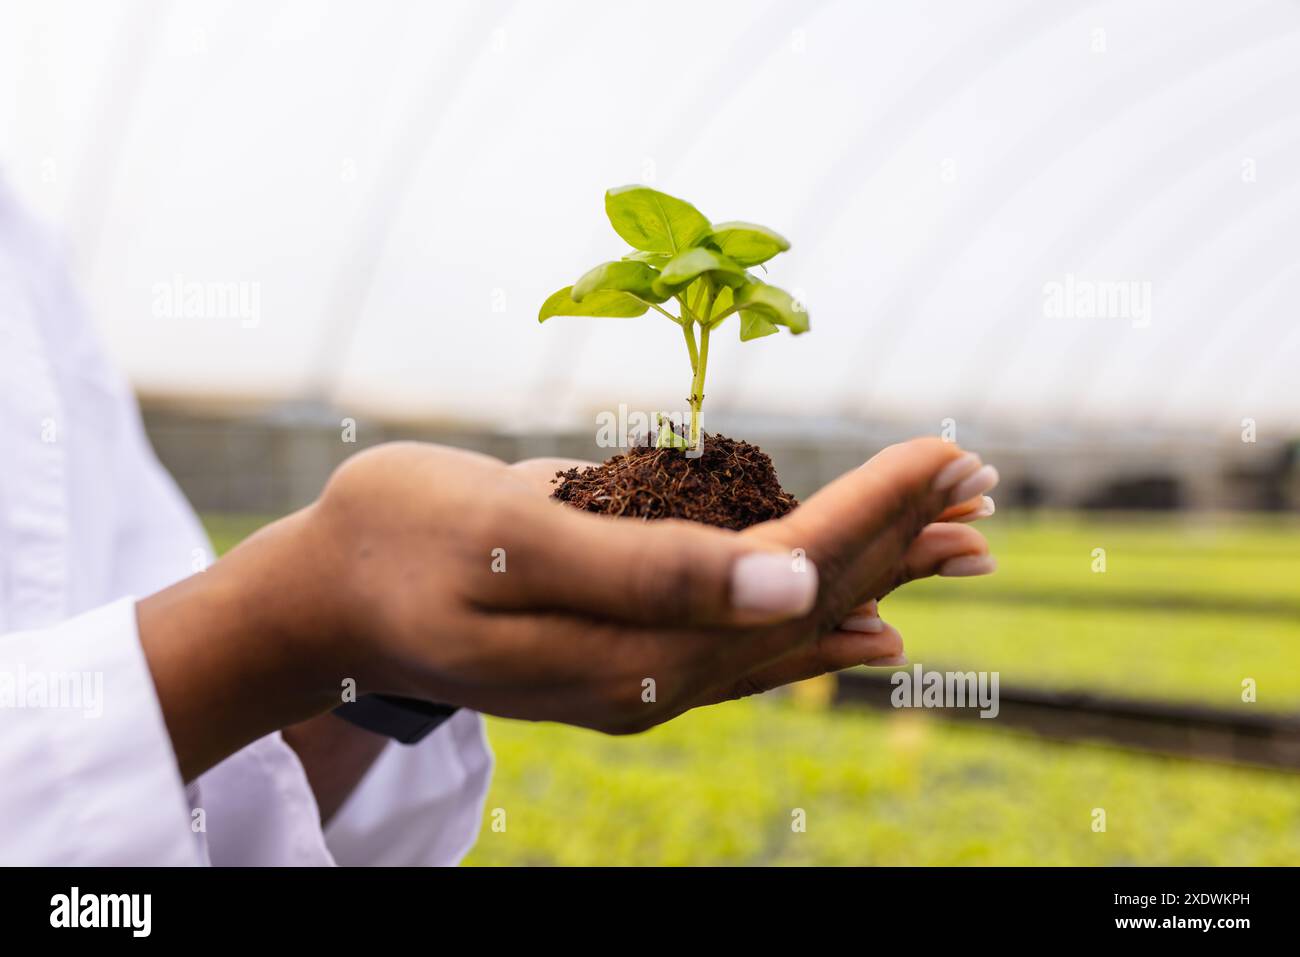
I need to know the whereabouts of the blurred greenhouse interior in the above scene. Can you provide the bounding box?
[6,0,1300,864]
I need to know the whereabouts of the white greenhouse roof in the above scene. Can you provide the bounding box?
[3,0,1298,433]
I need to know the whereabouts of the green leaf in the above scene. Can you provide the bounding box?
[622,250,673,267]
[706,221,790,267]
[655,416,689,449]
[538,286,649,323]
[572,261,668,303]
[739,311,779,340]
[605,185,712,254]
[702,283,778,338]
[652,247,747,298]
[732,282,809,334]
[708,285,734,322]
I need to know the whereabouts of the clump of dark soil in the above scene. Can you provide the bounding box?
[551,433,798,531]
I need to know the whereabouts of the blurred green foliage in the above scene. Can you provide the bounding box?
[890,511,1300,710]
[470,699,1300,866]
[203,510,1300,865]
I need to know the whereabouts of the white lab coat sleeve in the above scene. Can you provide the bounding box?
[105,379,491,866]
[101,379,335,866]
[324,707,493,866]
[0,597,200,865]
[2,175,489,866]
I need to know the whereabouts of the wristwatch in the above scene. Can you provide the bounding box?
[333,694,459,744]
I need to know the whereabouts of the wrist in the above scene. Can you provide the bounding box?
[237,504,356,698]
[138,506,348,780]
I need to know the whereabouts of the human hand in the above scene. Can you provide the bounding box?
[139,438,997,778]
[505,453,996,678]
[303,438,997,730]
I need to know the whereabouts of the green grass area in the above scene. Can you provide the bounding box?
[202,509,1300,865]
[909,511,1300,613]
[884,512,1300,710]
[468,698,1300,866]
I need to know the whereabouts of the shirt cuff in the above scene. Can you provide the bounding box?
[0,597,199,865]
[324,708,493,866]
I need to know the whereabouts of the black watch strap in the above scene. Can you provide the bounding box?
[333,694,459,744]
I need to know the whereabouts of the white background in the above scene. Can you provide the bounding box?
[3,0,1298,433]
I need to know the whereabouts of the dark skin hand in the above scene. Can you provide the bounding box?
[139,438,997,785]
[283,453,994,823]
[280,714,389,825]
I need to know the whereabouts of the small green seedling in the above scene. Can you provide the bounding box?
[539,185,809,449]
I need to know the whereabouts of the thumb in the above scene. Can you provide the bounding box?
[743,437,996,612]
[470,504,819,628]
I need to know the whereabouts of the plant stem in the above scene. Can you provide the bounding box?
[646,301,680,324]
[672,282,714,448]
[690,323,710,447]
[689,281,706,320]
[687,281,715,449]
[681,320,699,373]
[706,304,738,326]
[675,293,699,325]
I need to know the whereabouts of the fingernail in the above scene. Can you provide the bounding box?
[865,654,908,667]
[949,464,999,506]
[731,553,819,617]
[931,452,982,493]
[938,554,998,577]
[953,496,996,523]
[840,615,884,633]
